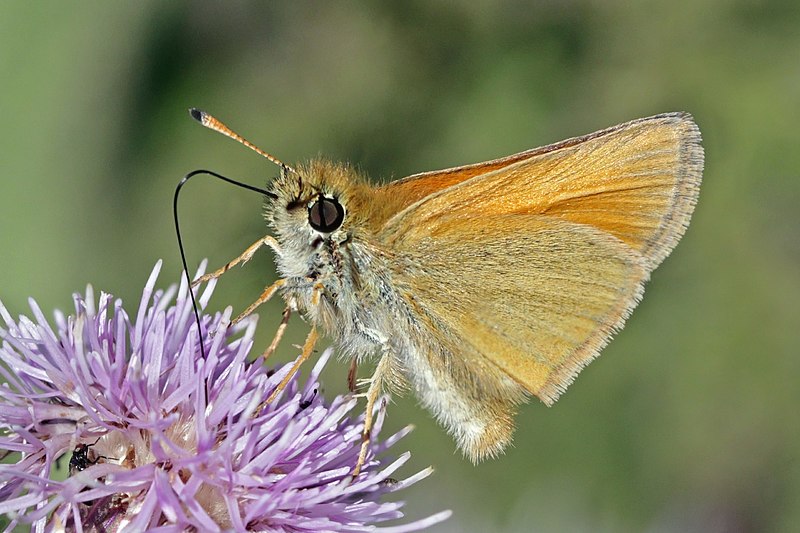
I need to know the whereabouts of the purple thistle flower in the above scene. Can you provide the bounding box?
[0,261,451,532]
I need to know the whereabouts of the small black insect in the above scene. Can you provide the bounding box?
[69,437,104,475]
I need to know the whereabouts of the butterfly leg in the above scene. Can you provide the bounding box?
[191,235,282,288]
[352,353,391,477]
[254,283,323,414]
[260,306,292,362]
[231,278,286,326]
[255,325,319,416]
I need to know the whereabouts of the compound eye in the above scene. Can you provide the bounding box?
[308,195,344,233]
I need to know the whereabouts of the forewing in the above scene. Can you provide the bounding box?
[394,214,648,405]
[379,112,702,270]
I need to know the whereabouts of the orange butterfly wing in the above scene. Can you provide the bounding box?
[376,113,702,404]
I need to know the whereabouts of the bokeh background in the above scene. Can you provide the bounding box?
[2,1,799,531]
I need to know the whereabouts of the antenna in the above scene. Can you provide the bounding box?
[178,108,286,361]
[189,108,297,175]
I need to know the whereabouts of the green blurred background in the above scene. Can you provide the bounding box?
[2,1,798,531]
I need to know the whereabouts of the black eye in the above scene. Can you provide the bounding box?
[308,195,344,233]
